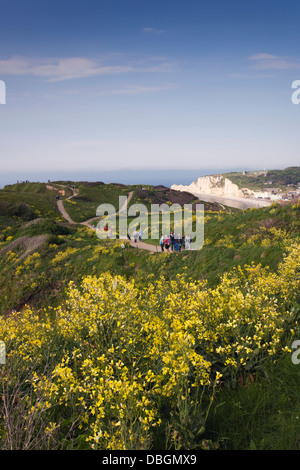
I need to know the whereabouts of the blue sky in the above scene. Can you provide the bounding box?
[0,0,300,185]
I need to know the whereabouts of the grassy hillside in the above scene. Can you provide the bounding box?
[51,180,224,223]
[61,182,131,223]
[0,180,300,450]
[221,166,300,192]
[0,182,64,221]
[0,182,299,313]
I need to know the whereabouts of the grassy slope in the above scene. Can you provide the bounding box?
[0,183,66,224]
[221,166,300,192]
[0,179,237,313]
[61,182,132,222]
[0,181,299,313]
[1,181,300,449]
[56,180,226,223]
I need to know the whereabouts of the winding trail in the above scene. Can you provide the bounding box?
[56,198,76,224]
[55,186,157,252]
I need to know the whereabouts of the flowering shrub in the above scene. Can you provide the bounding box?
[0,243,299,449]
[51,247,77,265]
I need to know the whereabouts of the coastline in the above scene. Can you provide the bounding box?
[191,192,272,209]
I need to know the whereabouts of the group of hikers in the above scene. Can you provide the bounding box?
[159,232,191,252]
[128,229,191,252]
[102,224,192,251]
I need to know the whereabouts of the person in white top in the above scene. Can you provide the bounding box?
[185,234,191,250]
[159,234,165,251]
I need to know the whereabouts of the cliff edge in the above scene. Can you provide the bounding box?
[171,175,255,199]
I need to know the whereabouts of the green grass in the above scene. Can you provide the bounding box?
[56,181,226,224]
[1,195,299,313]
[61,183,132,223]
[221,166,300,192]
[0,184,62,221]
[206,354,300,449]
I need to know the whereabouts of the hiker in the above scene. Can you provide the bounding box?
[173,234,178,252]
[175,234,181,252]
[181,235,185,250]
[185,234,191,250]
[159,234,165,252]
[170,232,175,251]
[164,235,170,252]
[138,229,143,241]
[133,230,138,242]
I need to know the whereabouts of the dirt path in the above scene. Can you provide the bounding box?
[56,188,158,252]
[128,239,159,253]
[56,198,76,224]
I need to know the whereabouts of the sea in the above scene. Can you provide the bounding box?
[0,167,246,190]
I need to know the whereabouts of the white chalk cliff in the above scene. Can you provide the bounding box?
[171,175,256,199]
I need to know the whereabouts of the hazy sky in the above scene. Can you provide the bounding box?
[0,0,300,184]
